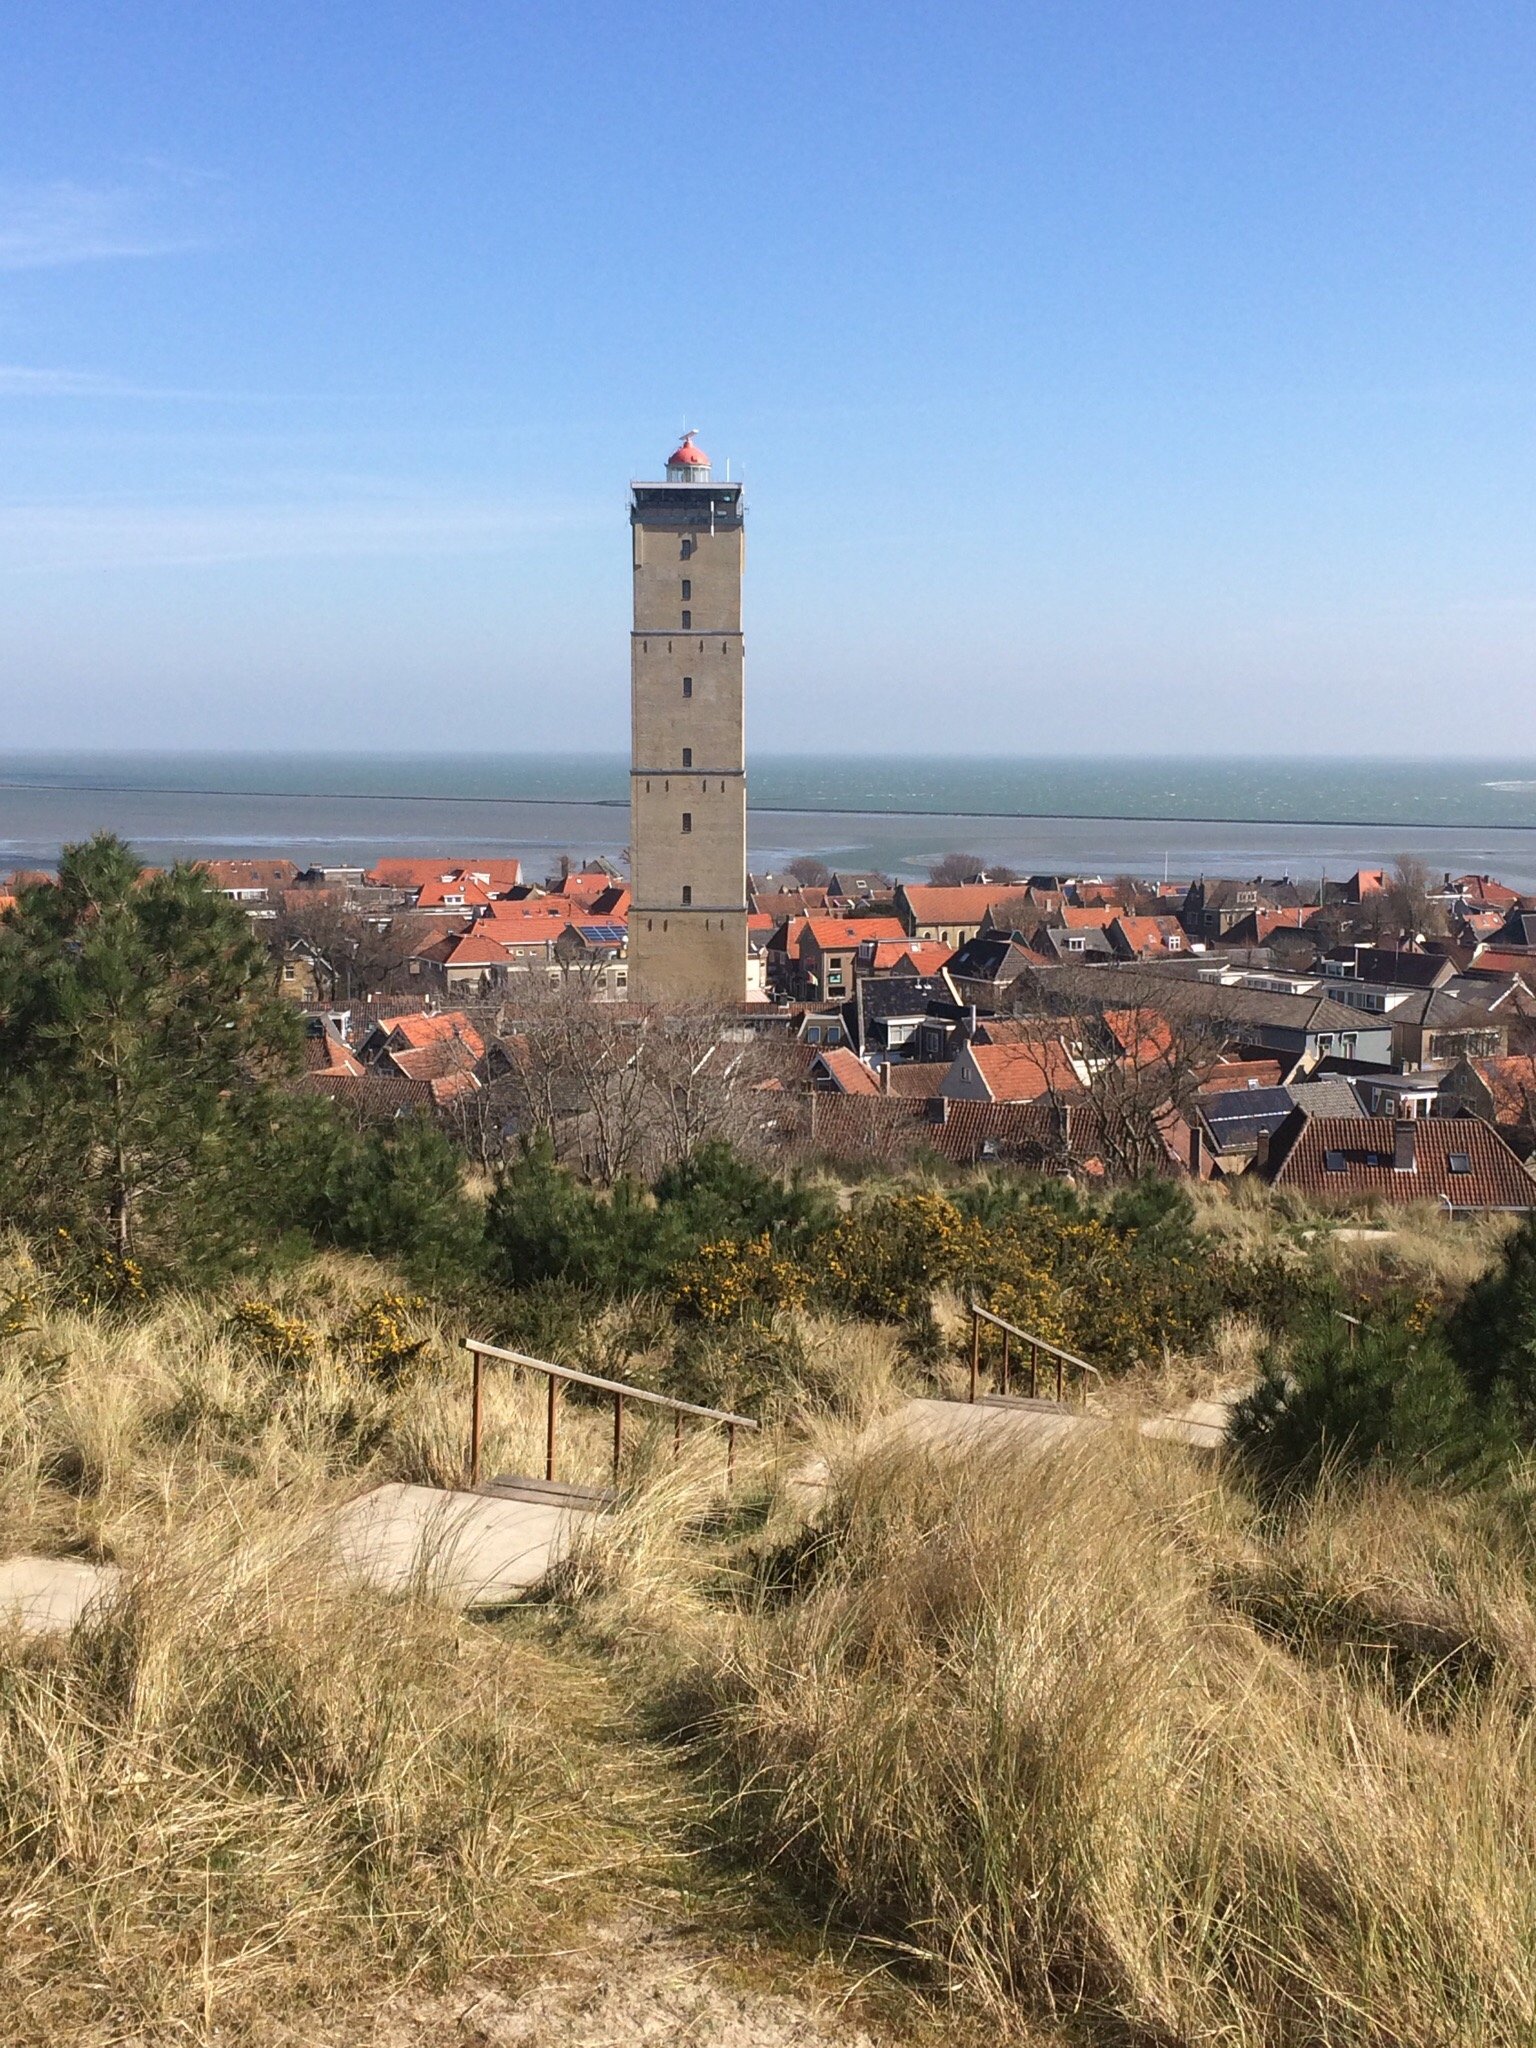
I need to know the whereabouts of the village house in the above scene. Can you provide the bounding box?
[774,916,908,1003]
[199,858,300,906]
[1108,914,1189,962]
[895,882,1030,948]
[938,1033,1088,1104]
[1181,877,1308,942]
[1254,1109,1535,1213]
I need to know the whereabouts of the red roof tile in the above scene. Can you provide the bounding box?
[1264,1112,1534,1209]
[802,916,908,951]
[899,884,1026,926]
[811,1047,882,1094]
[962,1039,1085,1102]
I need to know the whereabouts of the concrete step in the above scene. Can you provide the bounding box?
[332,1480,604,1609]
[479,1472,616,1511]
[0,1555,121,1637]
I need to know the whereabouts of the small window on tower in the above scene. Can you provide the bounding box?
[682,885,692,906]
[680,536,693,560]
[681,610,691,628]
[682,676,693,698]
[682,812,693,834]
[681,579,691,601]
[682,748,692,768]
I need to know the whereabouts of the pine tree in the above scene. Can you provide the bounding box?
[0,835,298,1265]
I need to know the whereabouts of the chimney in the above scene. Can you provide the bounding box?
[926,1094,950,1125]
[1189,1123,1202,1177]
[1254,1129,1271,1174]
[880,1061,892,1094]
[1052,1101,1072,1153]
[1394,1114,1417,1172]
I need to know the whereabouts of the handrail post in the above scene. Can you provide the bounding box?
[469,1346,484,1489]
[969,1308,980,1403]
[1030,1341,1038,1399]
[726,1422,736,1487]
[545,1375,558,1483]
[1055,1354,1064,1402]
[1001,1327,1010,1396]
[612,1392,623,1483]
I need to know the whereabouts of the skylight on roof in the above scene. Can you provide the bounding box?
[1324,1149,1346,1172]
[1448,1152,1472,1174]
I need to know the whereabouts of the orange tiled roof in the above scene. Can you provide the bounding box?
[1110,914,1185,956]
[1471,1055,1536,1128]
[365,857,523,892]
[900,884,1025,925]
[415,875,498,909]
[199,858,299,892]
[385,1011,486,1060]
[1102,1008,1176,1067]
[965,1039,1084,1102]
[812,1047,882,1095]
[863,938,955,974]
[802,916,907,951]
[1059,905,1118,930]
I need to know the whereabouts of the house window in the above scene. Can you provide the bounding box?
[681,579,691,600]
[1448,1152,1472,1174]
[826,1025,841,1045]
[807,1025,821,1043]
[682,812,692,834]
[681,885,692,905]
[682,676,693,698]
[681,609,691,628]
[682,748,692,768]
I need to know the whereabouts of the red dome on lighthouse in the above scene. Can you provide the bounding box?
[666,431,711,476]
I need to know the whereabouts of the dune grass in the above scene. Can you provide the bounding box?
[679,1428,1536,2045]
[6,1198,1536,2043]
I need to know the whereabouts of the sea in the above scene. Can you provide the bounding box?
[4,752,1536,890]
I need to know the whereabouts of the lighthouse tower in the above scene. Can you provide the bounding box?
[627,432,747,1003]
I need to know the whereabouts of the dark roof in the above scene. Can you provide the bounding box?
[1323,949,1453,989]
[854,975,952,1023]
[1262,1111,1534,1210]
[1381,988,1506,1030]
[1198,1086,1297,1150]
[1285,1077,1366,1118]
[947,930,1031,984]
[799,1095,1187,1174]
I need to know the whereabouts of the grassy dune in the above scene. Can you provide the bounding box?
[3,1221,1536,2043]
[687,1431,1536,2045]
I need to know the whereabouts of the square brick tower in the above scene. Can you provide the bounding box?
[628,432,747,1004]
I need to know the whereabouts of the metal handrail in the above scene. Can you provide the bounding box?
[463,1337,758,1491]
[967,1300,1103,1405]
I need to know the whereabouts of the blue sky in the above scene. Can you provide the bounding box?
[2,1,1534,755]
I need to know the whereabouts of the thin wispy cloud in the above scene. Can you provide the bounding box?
[0,366,164,398]
[0,179,202,270]
[0,497,606,571]
[0,364,309,402]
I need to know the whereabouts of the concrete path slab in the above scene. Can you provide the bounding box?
[332,1483,599,1608]
[868,1397,1099,1456]
[0,1555,121,1636]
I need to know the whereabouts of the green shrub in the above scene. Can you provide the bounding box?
[1445,1210,1536,1433]
[1228,1316,1507,1494]
[652,1140,833,1249]
[318,1116,481,1284]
